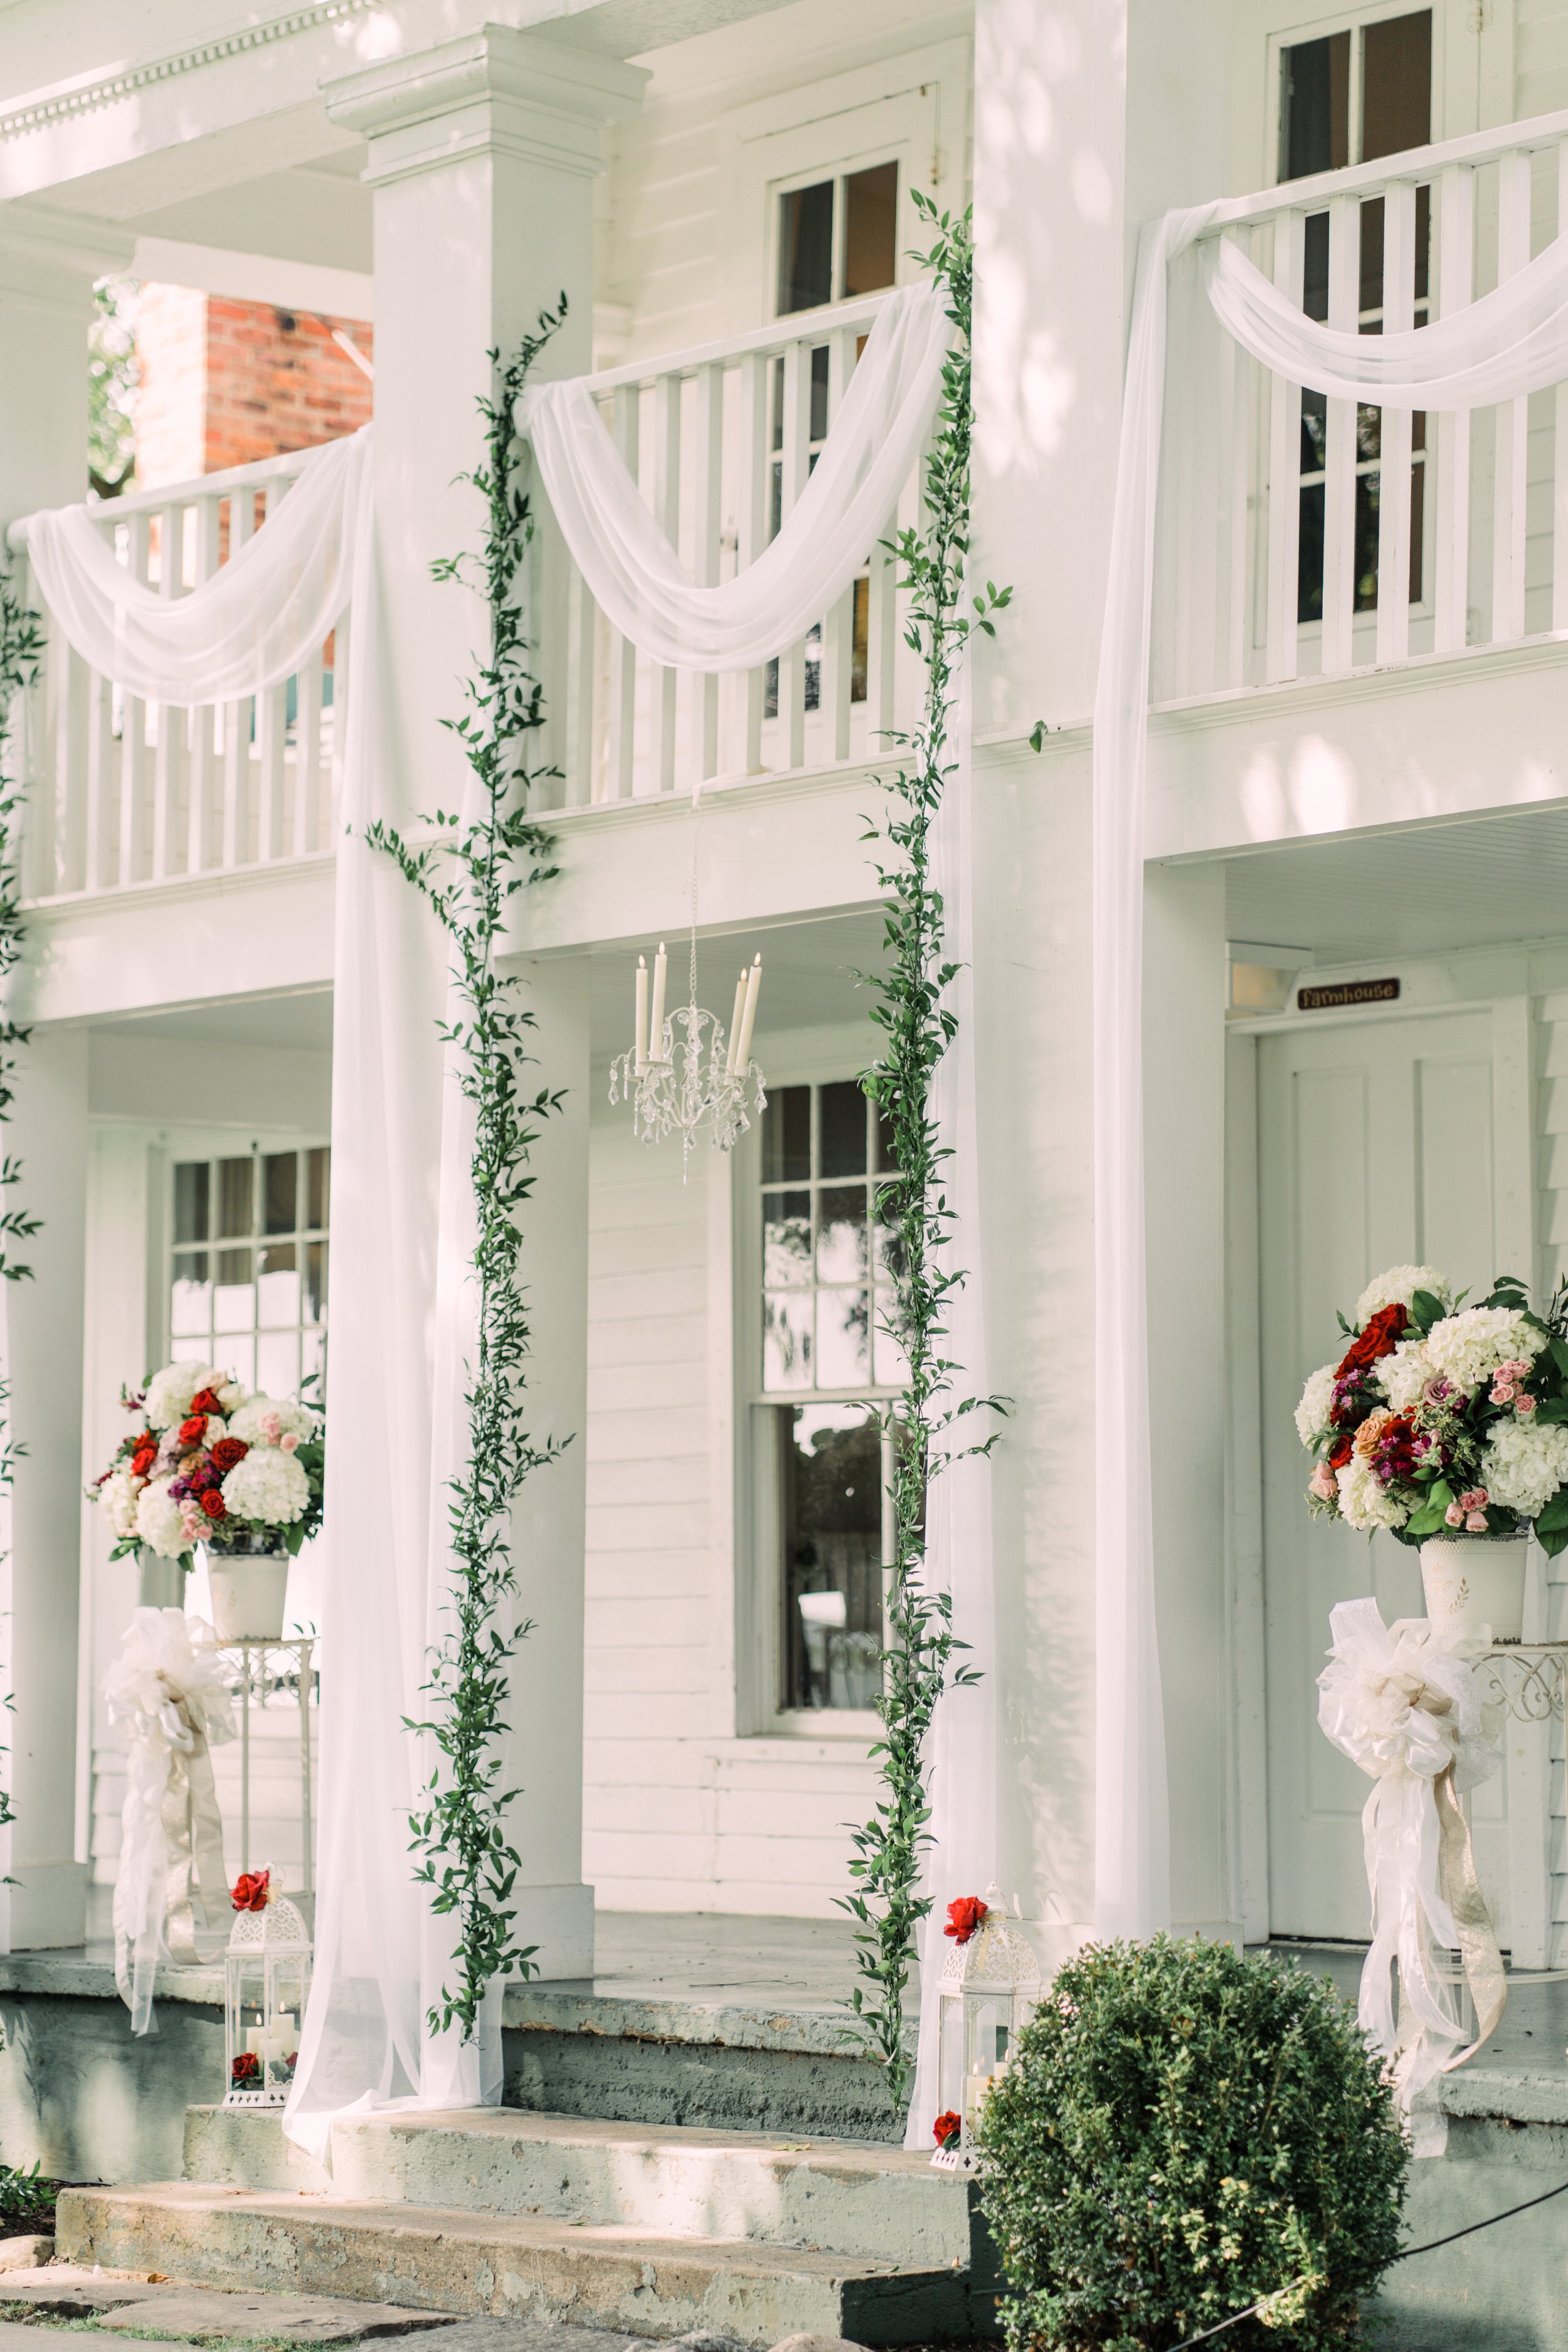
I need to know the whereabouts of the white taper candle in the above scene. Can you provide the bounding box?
[724,968,748,1078]
[734,954,762,1072]
[634,955,649,1074]
[649,943,667,1063]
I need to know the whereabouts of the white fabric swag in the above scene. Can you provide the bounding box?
[1096,199,1568,1937]
[517,279,952,669]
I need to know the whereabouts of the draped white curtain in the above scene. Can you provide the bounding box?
[517,280,951,669]
[1097,201,1568,1939]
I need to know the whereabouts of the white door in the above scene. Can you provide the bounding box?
[1257,1008,1520,1942]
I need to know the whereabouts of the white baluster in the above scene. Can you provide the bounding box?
[693,360,724,781]
[223,488,255,868]
[1265,209,1305,685]
[1555,140,1568,633]
[776,339,811,770]
[652,368,681,795]
[1320,194,1359,676]
[818,327,857,760]
[1377,180,1417,665]
[188,494,221,872]
[151,500,182,879]
[1492,149,1532,644]
[739,350,770,776]
[605,383,640,799]
[1434,162,1476,655]
[119,510,151,884]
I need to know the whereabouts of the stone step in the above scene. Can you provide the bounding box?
[57,2183,980,2348]
[182,2107,978,2270]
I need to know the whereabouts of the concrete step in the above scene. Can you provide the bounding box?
[56,2183,979,2348]
[182,2107,978,2270]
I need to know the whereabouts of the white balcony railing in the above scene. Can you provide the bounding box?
[529,290,918,808]
[1151,105,1568,707]
[7,447,343,904]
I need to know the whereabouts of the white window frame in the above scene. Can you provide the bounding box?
[1232,0,1479,195]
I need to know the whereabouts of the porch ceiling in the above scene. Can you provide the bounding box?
[588,905,886,1051]
[1217,798,1568,961]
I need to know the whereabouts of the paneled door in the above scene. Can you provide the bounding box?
[1257,1009,1526,1944]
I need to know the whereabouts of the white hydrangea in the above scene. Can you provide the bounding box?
[1336,1453,1410,1533]
[1352,1266,1454,1326]
[227,1395,319,1445]
[1295,1364,1339,1448]
[1480,1420,1568,1519]
[1375,1340,1434,1414]
[100,1467,142,1540]
[135,1476,191,1559]
[1423,1308,1545,1400]
[221,1446,310,1527]
[142,1362,208,1431]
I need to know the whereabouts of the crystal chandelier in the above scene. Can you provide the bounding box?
[609,934,765,1174]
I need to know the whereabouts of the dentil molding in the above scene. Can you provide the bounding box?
[322,26,647,187]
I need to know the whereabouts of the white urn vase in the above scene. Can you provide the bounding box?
[205,1550,291,1643]
[1419,1534,1528,1645]
[137,1547,187,1610]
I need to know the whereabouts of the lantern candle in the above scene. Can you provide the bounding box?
[649,943,667,1064]
[733,955,762,1074]
[635,956,649,1075]
[724,969,749,1079]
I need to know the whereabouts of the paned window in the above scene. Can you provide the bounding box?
[758,1081,903,1715]
[170,1145,330,1397]
[1281,11,1433,623]
[777,161,899,315]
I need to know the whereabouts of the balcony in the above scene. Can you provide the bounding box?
[1150,105,1568,712]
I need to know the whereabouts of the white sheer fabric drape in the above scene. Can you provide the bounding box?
[16,430,370,705]
[517,282,951,670]
[1096,201,1568,1940]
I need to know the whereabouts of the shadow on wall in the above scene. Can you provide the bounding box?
[0,1994,223,2183]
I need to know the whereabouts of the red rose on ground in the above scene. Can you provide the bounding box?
[945,1895,989,1944]
[179,1414,208,1447]
[230,2053,260,2085]
[190,1388,222,1417]
[1335,1302,1408,1381]
[199,1490,227,1520]
[210,1437,248,1475]
[231,1869,270,1913]
[932,2110,962,2150]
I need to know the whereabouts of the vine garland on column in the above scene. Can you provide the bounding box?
[842,200,1009,2112]
[368,308,569,2040]
[0,570,45,1837]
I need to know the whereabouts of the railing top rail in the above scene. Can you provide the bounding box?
[567,287,897,400]
[6,438,326,552]
[1200,100,1568,233]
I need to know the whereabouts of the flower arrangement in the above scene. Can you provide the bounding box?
[89,1360,324,1568]
[1296,1264,1568,1554]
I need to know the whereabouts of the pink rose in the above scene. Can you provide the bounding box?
[1466,1510,1490,1532]
[1309,1463,1337,1502]
[280,1430,300,1454]
[1493,1380,1515,1404]
[1458,1488,1488,1512]
[260,1410,282,1444]
[1518,1394,1537,1416]
[1446,1502,1465,1528]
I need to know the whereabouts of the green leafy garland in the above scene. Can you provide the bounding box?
[842,200,1008,2113]
[0,569,45,1836]
[368,308,568,2040]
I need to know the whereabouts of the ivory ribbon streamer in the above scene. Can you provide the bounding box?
[105,1607,235,2035]
[1319,1597,1506,2154]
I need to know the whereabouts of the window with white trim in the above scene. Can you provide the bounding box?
[169,1143,330,1397]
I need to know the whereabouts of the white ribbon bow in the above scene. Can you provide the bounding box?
[1318,1597,1506,2154]
[106,1607,235,2035]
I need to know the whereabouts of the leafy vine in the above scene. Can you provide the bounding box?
[841,199,1008,2113]
[0,568,45,1835]
[368,306,568,2040]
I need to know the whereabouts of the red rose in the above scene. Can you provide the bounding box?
[230,2052,260,2085]
[190,1388,222,1418]
[1328,1437,1353,1470]
[1335,1303,1408,1382]
[179,1414,208,1447]
[944,1895,989,1944]
[231,1869,270,1913]
[210,1437,248,1475]
[199,1490,227,1520]
[933,2109,962,2150]
[130,1446,157,1480]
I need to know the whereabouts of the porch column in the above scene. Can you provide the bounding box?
[322,31,644,1980]
[0,205,129,1949]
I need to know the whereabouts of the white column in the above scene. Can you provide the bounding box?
[323,31,644,1982]
[0,205,129,1950]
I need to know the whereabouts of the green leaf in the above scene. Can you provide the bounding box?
[1410,1289,1445,1330]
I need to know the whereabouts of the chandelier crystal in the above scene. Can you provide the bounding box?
[610,939,765,1174]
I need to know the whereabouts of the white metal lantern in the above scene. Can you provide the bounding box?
[223,1873,311,2107]
[931,1883,1041,2171]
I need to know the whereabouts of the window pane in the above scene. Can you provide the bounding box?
[876,1110,898,1172]
[872,1195,904,1285]
[820,1080,867,1177]
[217,1157,255,1239]
[850,575,869,704]
[778,181,835,315]
[816,1286,871,1387]
[1361,11,1431,162]
[765,1191,812,1286]
[1303,210,1330,324]
[874,1290,909,1388]
[842,161,898,299]
[258,1242,300,1327]
[817,1185,868,1282]
[1297,480,1325,625]
[257,1330,299,1396]
[810,344,830,442]
[764,1291,813,1391]
[763,1086,811,1184]
[263,1152,298,1237]
[214,1246,254,1332]
[306,1146,330,1231]
[305,1239,327,1327]
[174,1162,209,1245]
[171,1253,211,1339]
[780,1404,883,1711]
[1281,31,1349,181]
[224,1335,257,1389]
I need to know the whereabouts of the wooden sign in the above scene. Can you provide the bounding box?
[1296,977,1401,1012]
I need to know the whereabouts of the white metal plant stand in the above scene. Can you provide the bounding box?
[196,1636,318,1900]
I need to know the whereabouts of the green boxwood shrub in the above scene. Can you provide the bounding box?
[977,1936,1408,2351]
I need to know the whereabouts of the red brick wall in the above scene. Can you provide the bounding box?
[135,292,373,489]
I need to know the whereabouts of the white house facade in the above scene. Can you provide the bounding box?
[4,0,1568,2045]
